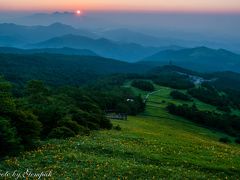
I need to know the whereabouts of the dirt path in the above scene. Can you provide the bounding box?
[144,90,162,103]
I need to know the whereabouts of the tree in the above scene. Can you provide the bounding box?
[0,117,21,157]
[131,80,154,91]
[0,76,16,115]
[25,80,49,104]
[11,110,42,149]
[170,90,192,101]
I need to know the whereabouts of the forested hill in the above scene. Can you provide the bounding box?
[140,47,240,72]
[0,53,150,86]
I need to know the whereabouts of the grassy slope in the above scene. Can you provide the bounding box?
[1,84,240,179]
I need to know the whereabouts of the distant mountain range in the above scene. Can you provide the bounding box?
[11,11,115,29]
[1,22,240,70]
[1,46,240,73]
[98,28,186,48]
[0,22,182,61]
[0,22,96,46]
[140,47,240,72]
[29,34,160,62]
[2,11,240,53]
[0,47,97,56]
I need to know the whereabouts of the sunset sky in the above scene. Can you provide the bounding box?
[1,0,240,13]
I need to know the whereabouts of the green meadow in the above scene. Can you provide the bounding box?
[1,84,240,179]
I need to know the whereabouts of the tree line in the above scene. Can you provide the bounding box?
[0,76,145,158]
[167,103,240,137]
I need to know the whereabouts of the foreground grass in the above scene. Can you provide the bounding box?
[1,122,240,179]
[1,115,240,179]
[1,85,240,179]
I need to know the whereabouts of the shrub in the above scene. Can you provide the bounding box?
[217,105,231,113]
[71,109,91,127]
[87,122,100,130]
[0,77,16,115]
[114,124,121,131]
[11,110,42,149]
[100,117,113,130]
[153,73,195,89]
[0,117,22,157]
[167,103,240,137]
[188,87,231,110]
[131,80,154,91]
[58,118,87,135]
[48,126,76,139]
[219,137,231,144]
[235,138,240,144]
[170,90,192,101]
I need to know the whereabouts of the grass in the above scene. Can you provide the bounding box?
[1,84,240,179]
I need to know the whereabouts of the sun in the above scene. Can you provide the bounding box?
[76,10,81,15]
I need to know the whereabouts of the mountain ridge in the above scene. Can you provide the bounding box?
[0,46,98,56]
[29,34,160,62]
[140,46,240,72]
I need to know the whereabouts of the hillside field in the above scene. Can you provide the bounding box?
[1,84,240,179]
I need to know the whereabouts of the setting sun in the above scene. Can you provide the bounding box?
[76,10,81,15]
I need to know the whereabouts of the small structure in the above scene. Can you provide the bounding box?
[106,112,128,120]
[127,98,134,102]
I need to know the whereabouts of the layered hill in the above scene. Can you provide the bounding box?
[0,22,95,46]
[29,34,160,62]
[0,47,97,56]
[0,53,150,86]
[140,47,240,72]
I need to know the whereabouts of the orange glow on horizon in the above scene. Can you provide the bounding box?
[0,0,240,13]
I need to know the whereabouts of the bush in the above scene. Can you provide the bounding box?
[58,118,87,135]
[167,103,240,137]
[100,117,113,130]
[48,126,76,139]
[71,109,91,127]
[131,80,154,91]
[188,87,231,111]
[219,137,231,144]
[170,90,192,101]
[0,117,22,157]
[0,77,16,115]
[235,138,240,144]
[114,124,121,131]
[153,73,195,89]
[11,110,42,149]
[217,105,231,113]
[87,122,100,130]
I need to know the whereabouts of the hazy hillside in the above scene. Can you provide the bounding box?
[30,34,160,62]
[98,28,185,48]
[0,53,150,86]
[149,65,203,77]
[0,23,95,46]
[0,47,98,56]
[141,47,240,72]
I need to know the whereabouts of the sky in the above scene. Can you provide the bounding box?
[0,0,239,53]
[1,0,240,13]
